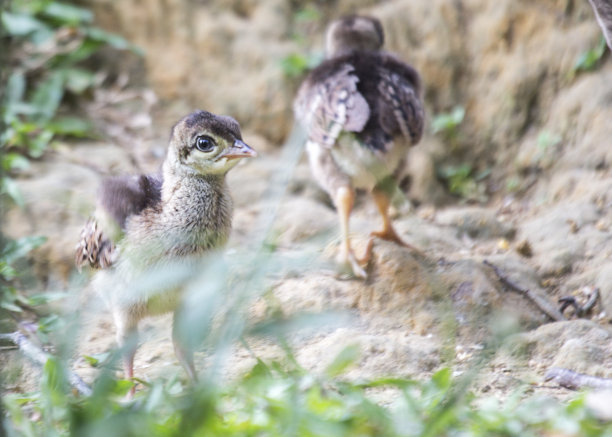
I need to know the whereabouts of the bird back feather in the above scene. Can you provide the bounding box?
[294,51,423,152]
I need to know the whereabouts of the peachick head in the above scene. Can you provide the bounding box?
[165,110,257,177]
[325,15,385,58]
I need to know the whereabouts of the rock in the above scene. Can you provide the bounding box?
[595,262,612,322]
[548,71,612,172]
[295,329,441,380]
[90,0,298,143]
[505,320,612,378]
[438,256,550,341]
[272,197,337,247]
[436,207,516,240]
[405,140,449,206]
[519,203,601,276]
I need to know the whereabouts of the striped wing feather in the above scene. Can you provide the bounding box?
[295,55,423,151]
[377,68,424,144]
[295,64,370,148]
[75,174,162,270]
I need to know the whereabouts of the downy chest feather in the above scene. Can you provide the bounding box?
[331,133,407,190]
[122,176,233,267]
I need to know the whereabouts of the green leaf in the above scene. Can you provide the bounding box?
[281,51,323,75]
[295,6,321,22]
[0,300,24,312]
[46,116,93,137]
[325,344,360,377]
[2,235,47,263]
[573,36,607,73]
[62,68,96,94]
[86,27,142,54]
[432,106,465,134]
[113,379,135,396]
[7,102,40,117]
[41,2,93,25]
[438,163,472,182]
[6,71,26,106]
[281,54,310,78]
[39,314,63,333]
[31,71,64,122]
[53,38,104,66]
[12,121,38,135]
[2,153,30,171]
[42,357,68,398]
[0,262,18,280]
[431,367,452,390]
[83,352,111,367]
[1,177,24,206]
[145,383,165,412]
[25,292,68,306]
[1,11,46,36]
[83,355,100,366]
[356,377,414,390]
[28,129,54,158]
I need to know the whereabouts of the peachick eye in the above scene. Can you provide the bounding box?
[195,136,216,152]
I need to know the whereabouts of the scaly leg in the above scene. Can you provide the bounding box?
[114,310,138,398]
[306,142,371,277]
[371,188,423,254]
[335,186,369,278]
[172,311,197,382]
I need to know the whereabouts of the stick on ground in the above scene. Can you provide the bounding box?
[483,260,566,322]
[545,367,612,390]
[0,331,92,396]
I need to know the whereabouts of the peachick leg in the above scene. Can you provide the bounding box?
[172,311,197,382]
[114,311,139,397]
[306,142,371,278]
[371,188,422,254]
[335,186,369,278]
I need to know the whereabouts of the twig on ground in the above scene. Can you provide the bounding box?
[545,367,612,390]
[583,287,600,313]
[559,287,600,317]
[0,332,92,396]
[483,260,566,322]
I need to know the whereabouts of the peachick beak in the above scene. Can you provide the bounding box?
[221,139,257,160]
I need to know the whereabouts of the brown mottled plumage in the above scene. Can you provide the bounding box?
[294,15,425,278]
[75,174,162,269]
[76,110,256,392]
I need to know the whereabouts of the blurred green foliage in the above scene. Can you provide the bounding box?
[280,53,323,78]
[0,0,136,359]
[280,6,324,78]
[0,233,70,346]
[432,106,490,201]
[572,36,607,75]
[437,163,490,202]
[3,346,612,436]
[431,106,465,139]
[0,0,138,205]
[537,130,561,153]
[0,236,48,324]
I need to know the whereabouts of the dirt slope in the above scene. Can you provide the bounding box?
[4,0,612,399]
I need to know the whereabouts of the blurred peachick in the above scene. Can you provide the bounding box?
[75,110,256,390]
[293,15,425,278]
